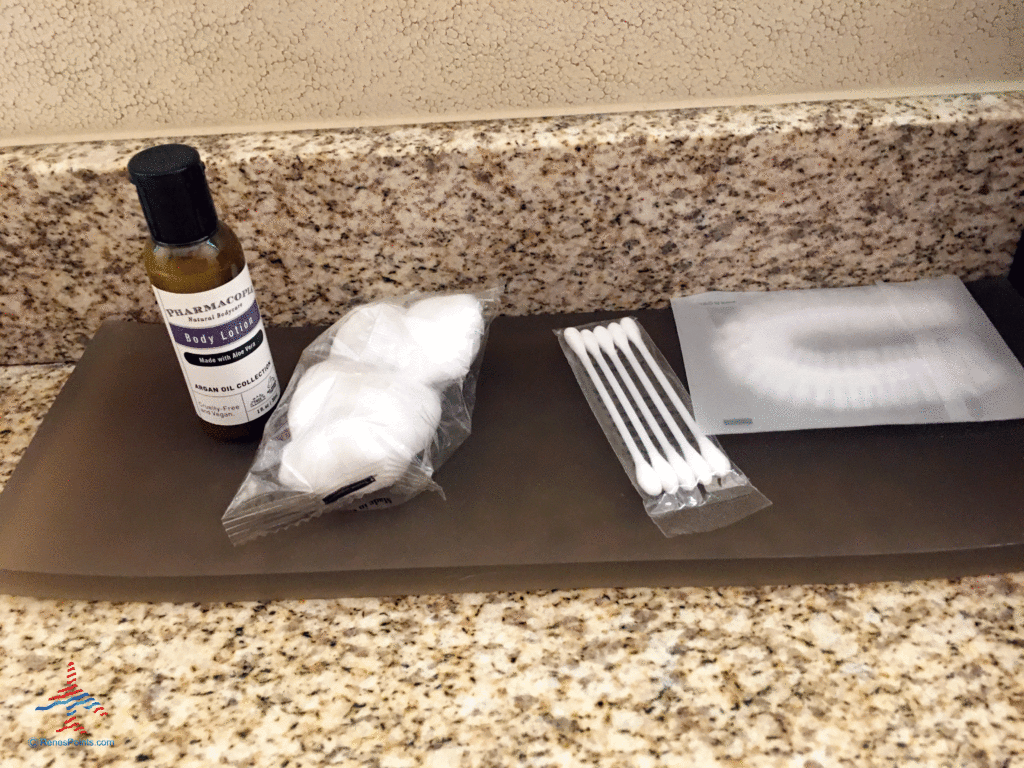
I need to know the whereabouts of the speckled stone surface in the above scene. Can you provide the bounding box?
[3,92,1024,365]
[2,365,1024,766]
[3,93,1024,764]
[0,364,71,490]
[1,579,1023,767]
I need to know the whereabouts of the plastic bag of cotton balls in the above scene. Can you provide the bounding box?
[221,287,500,546]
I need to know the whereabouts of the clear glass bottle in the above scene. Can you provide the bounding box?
[128,144,280,441]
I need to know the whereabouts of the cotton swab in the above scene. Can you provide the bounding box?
[579,330,680,494]
[563,328,664,497]
[619,317,733,478]
[607,323,714,486]
[592,326,698,490]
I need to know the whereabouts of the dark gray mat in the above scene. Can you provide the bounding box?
[1,279,1023,601]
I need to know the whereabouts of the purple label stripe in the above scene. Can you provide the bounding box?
[168,302,262,349]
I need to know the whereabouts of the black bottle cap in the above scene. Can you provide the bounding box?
[128,144,219,245]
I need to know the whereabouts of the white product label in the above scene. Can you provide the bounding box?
[153,265,280,426]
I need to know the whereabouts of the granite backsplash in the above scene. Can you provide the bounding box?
[2,92,1023,365]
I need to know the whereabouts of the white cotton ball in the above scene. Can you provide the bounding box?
[278,420,409,496]
[278,375,443,496]
[287,359,358,436]
[404,294,485,384]
[345,375,443,451]
[329,302,424,370]
[327,295,486,386]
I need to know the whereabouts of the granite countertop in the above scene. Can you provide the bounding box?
[4,92,1024,366]
[3,92,1024,765]
[2,363,1024,766]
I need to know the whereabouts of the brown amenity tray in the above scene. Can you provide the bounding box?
[1,278,1022,601]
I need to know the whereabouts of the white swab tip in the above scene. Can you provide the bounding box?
[592,325,617,354]
[608,323,630,348]
[620,317,644,345]
[580,329,603,356]
[634,462,663,496]
[667,451,697,489]
[563,328,587,358]
[701,441,733,476]
[650,454,679,494]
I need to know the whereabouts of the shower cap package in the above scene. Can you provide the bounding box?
[669,277,1024,434]
[222,287,502,545]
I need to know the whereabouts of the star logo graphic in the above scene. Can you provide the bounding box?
[34,661,109,735]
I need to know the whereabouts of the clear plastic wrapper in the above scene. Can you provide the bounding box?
[556,317,771,536]
[222,287,501,545]
[670,276,1024,433]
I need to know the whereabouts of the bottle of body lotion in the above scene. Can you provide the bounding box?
[128,144,280,441]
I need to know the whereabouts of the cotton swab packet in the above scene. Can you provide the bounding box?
[222,287,500,545]
[557,317,771,537]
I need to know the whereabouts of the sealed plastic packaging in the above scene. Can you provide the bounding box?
[556,317,770,536]
[222,287,501,545]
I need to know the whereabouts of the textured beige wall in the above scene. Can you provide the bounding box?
[2,0,1022,146]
